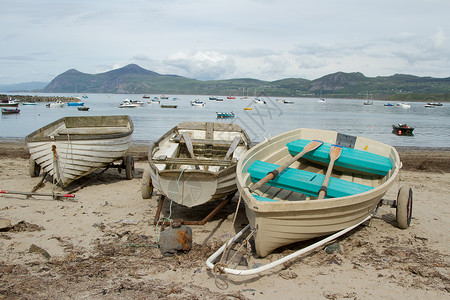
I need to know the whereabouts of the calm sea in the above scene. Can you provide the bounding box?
[1,93,449,148]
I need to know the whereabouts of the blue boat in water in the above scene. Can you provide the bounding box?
[216,112,235,118]
[68,102,85,106]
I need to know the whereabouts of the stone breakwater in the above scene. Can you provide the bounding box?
[0,94,79,103]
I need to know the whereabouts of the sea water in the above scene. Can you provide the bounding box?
[1,93,449,148]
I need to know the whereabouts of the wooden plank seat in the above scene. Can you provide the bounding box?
[286,139,392,176]
[248,160,374,199]
[153,156,234,167]
[178,138,241,146]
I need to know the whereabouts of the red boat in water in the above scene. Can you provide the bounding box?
[392,123,414,136]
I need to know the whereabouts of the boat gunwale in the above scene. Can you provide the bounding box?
[25,115,134,143]
[236,127,401,213]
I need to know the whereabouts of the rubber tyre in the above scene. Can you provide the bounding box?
[28,158,41,177]
[396,185,413,229]
[141,168,153,199]
[125,155,135,180]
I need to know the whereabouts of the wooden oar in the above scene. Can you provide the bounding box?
[0,190,77,201]
[317,145,343,199]
[250,140,323,191]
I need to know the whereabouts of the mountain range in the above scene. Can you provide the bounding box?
[11,64,450,100]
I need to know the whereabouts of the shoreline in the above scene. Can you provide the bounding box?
[1,138,449,173]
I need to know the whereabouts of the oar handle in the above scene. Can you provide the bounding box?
[250,140,323,191]
[318,145,342,199]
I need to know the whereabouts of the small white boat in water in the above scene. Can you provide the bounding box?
[397,103,411,108]
[119,98,143,108]
[143,122,251,207]
[191,100,206,106]
[46,100,65,108]
[26,115,134,188]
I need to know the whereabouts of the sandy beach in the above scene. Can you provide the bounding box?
[0,140,449,299]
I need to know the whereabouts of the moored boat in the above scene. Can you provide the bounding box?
[396,103,411,108]
[77,106,89,111]
[0,100,19,107]
[392,123,414,136]
[46,100,65,108]
[235,128,403,257]
[67,101,85,106]
[216,111,235,118]
[25,115,134,188]
[1,108,20,114]
[191,100,206,106]
[426,102,443,106]
[143,122,251,207]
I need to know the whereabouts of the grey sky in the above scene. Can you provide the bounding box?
[0,0,449,84]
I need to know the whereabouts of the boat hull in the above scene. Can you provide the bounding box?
[236,128,401,257]
[149,122,251,207]
[26,115,133,187]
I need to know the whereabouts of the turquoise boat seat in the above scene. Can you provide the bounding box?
[286,139,392,176]
[248,160,374,199]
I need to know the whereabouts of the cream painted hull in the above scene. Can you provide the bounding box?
[26,115,133,187]
[149,122,251,207]
[236,128,401,257]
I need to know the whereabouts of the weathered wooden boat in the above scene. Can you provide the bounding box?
[143,122,251,207]
[236,128,404,257]
[1,108,20,114]
[392,123,414,136]
[26,115,134,188]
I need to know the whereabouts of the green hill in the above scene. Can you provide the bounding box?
[42,64,450,101]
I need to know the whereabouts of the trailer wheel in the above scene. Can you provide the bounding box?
[125,155,134,180]
[141,168,153,199]
[28,158,41,177]
[396,185,413,229]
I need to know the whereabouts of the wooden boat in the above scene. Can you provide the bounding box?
[236,128,402,257]
[26,115,134,188]
[1,108,20,114]
[392,123,414,136]
[145,122,251,207]
[77,106,89,111]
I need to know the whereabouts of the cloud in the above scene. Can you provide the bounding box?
[163,51,237,80]
[430,26,446,48]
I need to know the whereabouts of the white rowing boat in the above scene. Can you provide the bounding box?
[236,128,408,257]
[143,122,251,207]
[26,115,134,188]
